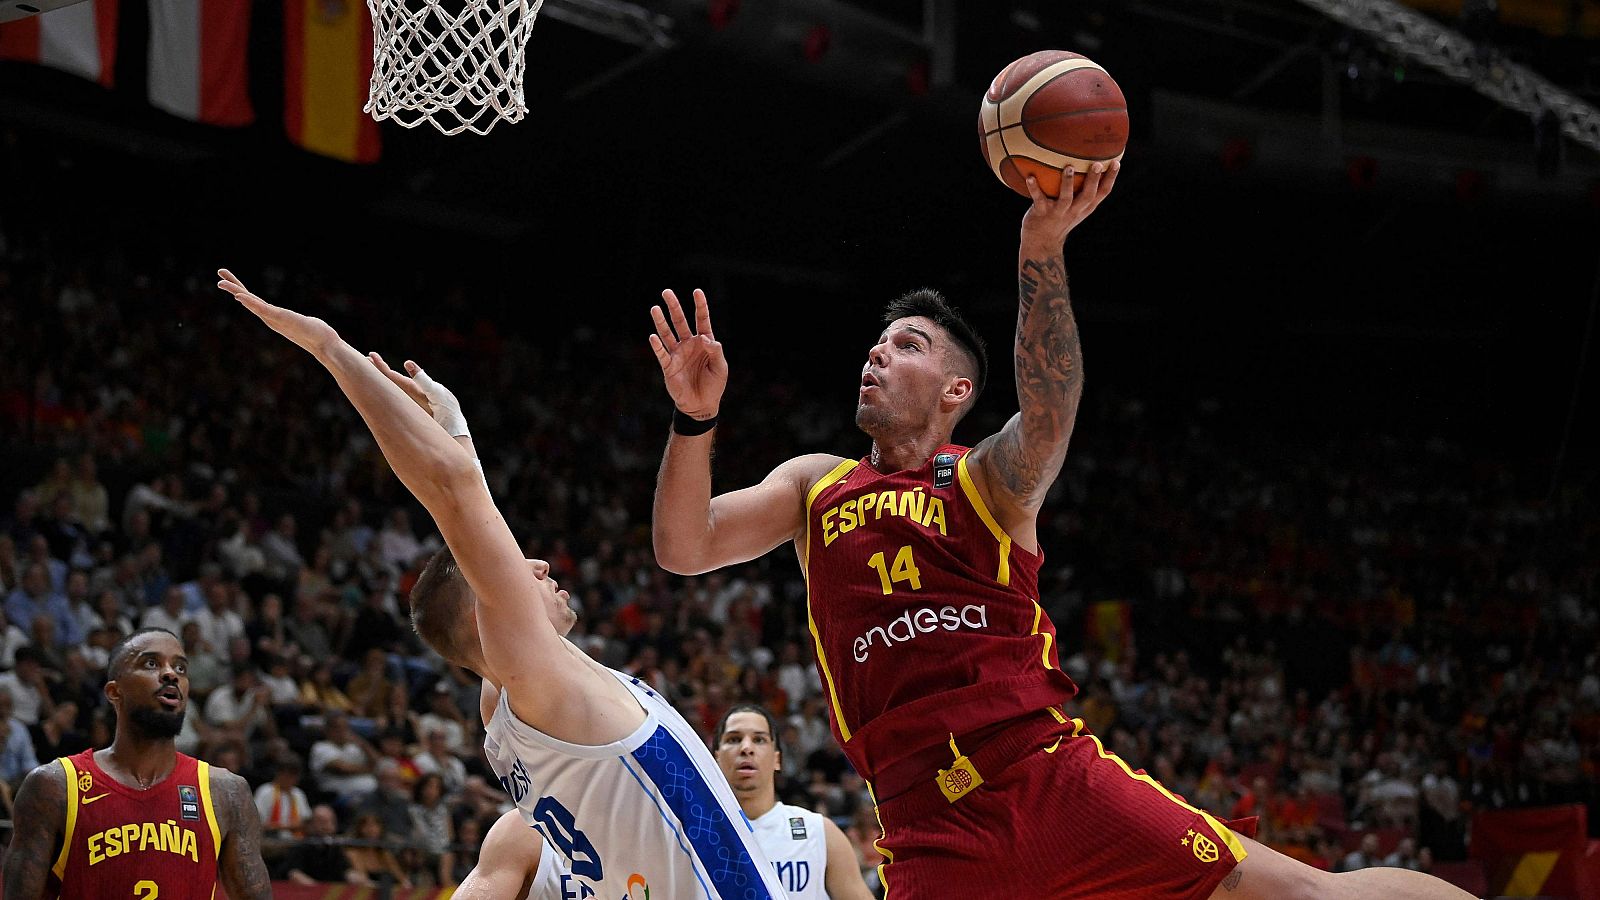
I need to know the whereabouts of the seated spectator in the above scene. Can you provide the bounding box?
[408,772,455,887]
[1383,836,1421,870]
[345,648,394,721]
[260,655,300,707]
[255,756,313,839]
[300,661,356,715]
[375,727,421,786]
[310,710,378,801]
[357,758,415,841]
[5,564,76,649]
[412,727,466,798]
[142,586,192,636]
[1338,833,1382,872]
[281,804,348,884]
[0,689,39,787]
[417,682,468,756]
[204,662,272,741]
[29,699,86,761]
[0,647,55,725]
[344,812,411,888]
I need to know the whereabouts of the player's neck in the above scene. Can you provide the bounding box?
[869,430,950,473]
[99,736,178,790]
[738,789,778,822]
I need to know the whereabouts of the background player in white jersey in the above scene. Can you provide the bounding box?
[714,705,874,900]
[454,810,567,900]
[218,269,785,900]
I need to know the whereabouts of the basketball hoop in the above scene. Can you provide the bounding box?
[365,0,544,135]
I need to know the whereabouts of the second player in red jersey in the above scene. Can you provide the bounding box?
[1,628,272,900]
[651,161,1476,900]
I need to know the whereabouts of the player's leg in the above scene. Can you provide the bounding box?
[1208,835,1477,900]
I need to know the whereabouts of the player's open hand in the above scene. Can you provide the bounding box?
[1020,160,1120,248]
[649,288,727,422]
[368,353,472,437]
[217,269,340,356]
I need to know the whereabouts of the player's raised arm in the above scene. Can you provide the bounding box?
[1,762,66,900]
[649,288,841,574]
[217,270,588,728]
[967,162,1119,544]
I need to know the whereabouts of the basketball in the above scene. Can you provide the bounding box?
[979,50,1129,199]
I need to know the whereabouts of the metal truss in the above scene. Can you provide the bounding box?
[1294,0,1600,154]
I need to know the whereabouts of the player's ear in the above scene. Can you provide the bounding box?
[104,678,120,706]
[944,374,974,410]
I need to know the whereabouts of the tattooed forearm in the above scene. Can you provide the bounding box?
[982,248,1084,504]
[217,772,274,900]
[2,763,66,900]
[1221,869,1244,891]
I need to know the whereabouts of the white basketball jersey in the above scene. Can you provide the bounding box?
[751,803,830,900]
[529,835,566,900]
[485,668,786,900]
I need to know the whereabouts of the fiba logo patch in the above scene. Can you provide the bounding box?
[789,817,808,840]
[1183,828,1219,863]
[179,785,200,821]
[937,756,983,803]
[933,453,956,489]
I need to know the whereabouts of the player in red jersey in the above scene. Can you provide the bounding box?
[650,165,1475,899]
[1,628,271,900]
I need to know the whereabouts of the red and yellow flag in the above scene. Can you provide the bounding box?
[283,0,379,162]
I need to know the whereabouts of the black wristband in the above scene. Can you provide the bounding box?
[673,409,719,436]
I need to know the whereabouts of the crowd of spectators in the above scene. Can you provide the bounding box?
[0,231,1596,891]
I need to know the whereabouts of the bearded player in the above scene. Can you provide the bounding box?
[1,627,272,900]
[714,705,874,900]
[650,165,1475,899]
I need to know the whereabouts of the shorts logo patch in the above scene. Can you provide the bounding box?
[1183,828,1219,863]
[789,817,807,840]
[937,757,983,803]
[179,785,200,821]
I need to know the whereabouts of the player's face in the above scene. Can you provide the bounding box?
[526,558,578,636]
[857,317,953,437]
[715,712,780,795]
[108,632,189,738]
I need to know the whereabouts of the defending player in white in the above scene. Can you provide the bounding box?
[217,270,785,900]
[713,706,874,900]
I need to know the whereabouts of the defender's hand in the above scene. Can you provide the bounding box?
[217,269,340,357]
[1020,160,1120,248]
[368,354,471,438]
[649,288,727,422]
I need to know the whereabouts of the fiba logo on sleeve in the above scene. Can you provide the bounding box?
[933,453,956,489]
[789,817,807,840]
[178,785,200,821]
[853,604,989,662]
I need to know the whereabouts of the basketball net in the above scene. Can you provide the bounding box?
[366,0,544,135]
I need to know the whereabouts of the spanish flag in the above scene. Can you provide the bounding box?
[283,0,379,162]
[0,0,119,88]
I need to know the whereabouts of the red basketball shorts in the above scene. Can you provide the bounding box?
[869,711,1249,899]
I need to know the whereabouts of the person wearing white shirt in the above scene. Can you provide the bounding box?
[0,607,30,670]
[309,710,379,800]
[412,727,468,796]
[193,583,246,662]
[0,647,52,725]
[0,689,39,786]
[254,757,314,837]
[375,508,423,572]
[714,705,874,900]
[142,586,193,636]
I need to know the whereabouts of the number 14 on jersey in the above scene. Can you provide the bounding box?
[867,546,922,595]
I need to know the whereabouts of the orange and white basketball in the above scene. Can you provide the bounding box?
[979,51,1129,199]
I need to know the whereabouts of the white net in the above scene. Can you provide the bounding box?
[365,0,544,136]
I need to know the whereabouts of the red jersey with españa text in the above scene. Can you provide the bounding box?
[51,749,221,900]
[802,445,1078,783]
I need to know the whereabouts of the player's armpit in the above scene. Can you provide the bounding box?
[821,816,876,900]
[454,812,543,900]
[2,762,67,900]
[213,769,273,900]
[654,452,843,575]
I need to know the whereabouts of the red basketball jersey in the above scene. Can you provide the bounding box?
[51,749,221,900]
[803,445,1078,783]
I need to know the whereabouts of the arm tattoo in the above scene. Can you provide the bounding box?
[2,763,66,900]
[1222,869,1244,891]
[985,251,1083,505]
[215,771,274,900]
